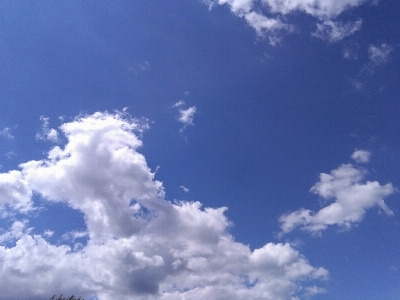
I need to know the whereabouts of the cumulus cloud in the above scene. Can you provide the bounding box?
[0,111,327,300]
[351,149,371,163]
[36,116,60,143]
[280,159,395,234]
[205,0,369,44]
[0,170,33,215]
[312,19,362,43]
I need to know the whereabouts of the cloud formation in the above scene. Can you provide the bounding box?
[178,106,197,125]
[205,0,369,43]
[280,152,395,234]
[0,111,327,300]
[312,20,362,43]
[180,185,190,193]
[36,116,60,143]
[351,149,371,163]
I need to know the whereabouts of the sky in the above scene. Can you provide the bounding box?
[0,0,399,299]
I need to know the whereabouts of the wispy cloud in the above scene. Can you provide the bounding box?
[205,0,368,44]
[174,100,198,133]
[313,20,362,43]
[36,116,60,143]
[349,43,394,89]
[180,185,190,193]
[178,106,197,126]
[0,127,14,139]
[173,100,185,108]
[368,43,393,65]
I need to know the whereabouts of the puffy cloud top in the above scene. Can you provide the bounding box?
[0,111,327,300]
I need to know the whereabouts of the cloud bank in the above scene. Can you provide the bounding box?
[0,111,327,300]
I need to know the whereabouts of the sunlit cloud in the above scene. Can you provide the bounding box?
[0,111,327,300]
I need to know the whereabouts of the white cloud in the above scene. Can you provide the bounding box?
[180,185,190,193]
[312,19,362,42]
[43,230,54,238]
[0,111,327,300]
[0,170,33,215]
[36,116,60,143]
[368,43,393,65]
[0,127,14,139]
[280,161,395,234]
[178,106,197,126]
[0,220,30,244]
[173,100,185,108]
[351,149,371,163]
[304,285,327,298]
[205,0,369,44]
[261,0,368,19]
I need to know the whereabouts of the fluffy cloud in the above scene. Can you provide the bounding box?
[0,170,33,215]
[205,0,369,43]
[178,106,197,125]
[280,159,395,234]
[0,111,327,300]
[351,149,371,163]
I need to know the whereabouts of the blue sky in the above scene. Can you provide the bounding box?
[0,0,399,299]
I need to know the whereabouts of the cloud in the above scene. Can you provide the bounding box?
[0,127,14,139]
[178,106,197,126]
[0,111,327,300]
[0,170,33,215]
[261,0,368,19]
[349,43,394,89]
[312,20,362,43]
[351,149,371,163]
[173,100,185,108]
[205,0,369,44]
[343,42,359,59]
[304,285,327,298]
[368,43,393,65]
[205,0,292,45]
[280,160,395,234]
[180,185,190,193]
[138,61,151,71]
[36,116,60,143]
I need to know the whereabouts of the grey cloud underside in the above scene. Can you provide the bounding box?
[0,111,327,300]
